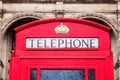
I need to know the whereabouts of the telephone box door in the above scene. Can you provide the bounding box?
[10,18,114,80]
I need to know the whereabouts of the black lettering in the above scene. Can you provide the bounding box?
[44,39,49,48]
[82,39,89,48]
[90,39,95,48]
[58,39,64,48]
[29,39,35,48]
[73,39,81,48]
[51,39,56,48]
[37,39,43,48]
[65,39,72,48]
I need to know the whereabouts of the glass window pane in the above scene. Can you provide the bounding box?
[88,69,95,80]
[30,69,37,80]
[40,70,84,80]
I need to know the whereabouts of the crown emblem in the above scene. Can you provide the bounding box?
[55,23,69,34]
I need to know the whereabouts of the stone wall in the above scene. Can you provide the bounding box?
[0,1,119,80]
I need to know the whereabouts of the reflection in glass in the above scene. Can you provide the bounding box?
[30,69,37,80]
[40,70,84,80]
[88,69,95,80]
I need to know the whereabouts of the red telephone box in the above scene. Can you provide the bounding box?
[10,18,114,80]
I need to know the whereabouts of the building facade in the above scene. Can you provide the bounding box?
[0,0,120,80]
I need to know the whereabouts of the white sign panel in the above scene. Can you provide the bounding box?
[26,38,99,48]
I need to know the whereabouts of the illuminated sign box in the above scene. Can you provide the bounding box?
[26,38,99,49]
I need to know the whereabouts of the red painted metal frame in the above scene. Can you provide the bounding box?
[15,18,110,33]
[21,59,105,80]
[14,18,110,52]
[10,56,114,80]
[9,18,114,80]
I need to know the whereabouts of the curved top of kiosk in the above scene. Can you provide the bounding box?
[14,18,110,33]
[14,18,111,51]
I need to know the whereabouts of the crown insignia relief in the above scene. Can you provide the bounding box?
[55,23,69,34]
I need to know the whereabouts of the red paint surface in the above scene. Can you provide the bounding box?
[9,18,113,80]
